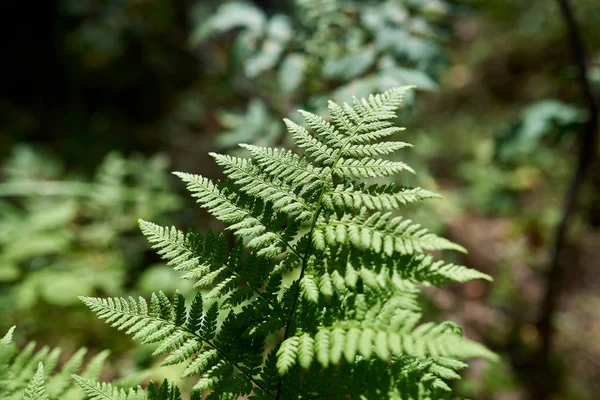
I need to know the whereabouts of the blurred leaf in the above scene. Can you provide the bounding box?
[138,264,194,296]
[189,2,266,44]
[279,53,307,93]
[0,263,20,282]
[323,46,377,80]
[40,272,94,306]
[497,99,587,160]
[0,146,180,337]
[216,100,282,149]
[378,65,439,91]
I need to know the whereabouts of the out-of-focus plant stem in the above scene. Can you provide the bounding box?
[533,0,599,399]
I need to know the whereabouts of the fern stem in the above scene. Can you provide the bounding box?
[276,181,327,399]
[275,110,372,398]
[532,1,599,399]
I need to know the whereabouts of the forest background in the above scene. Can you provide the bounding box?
[0,0,598,399]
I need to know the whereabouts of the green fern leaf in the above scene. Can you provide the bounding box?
[283,323,496,372]
[324,184,441,211]
[341,141,412,158]
[211,153,314,221]
[296,334,314,370]
[300,275,319,303]
[182,349,219,378]
[73,376,145,400]
[335,157,414,178]
[276,337,299,375]
[138,221,200,272]
[238,144,327,190]
[315,212,465,255]
[23,363,49,400]
[284,118,338,165]
[1,326,114,400]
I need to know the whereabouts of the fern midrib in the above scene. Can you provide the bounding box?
[275,108,374,399]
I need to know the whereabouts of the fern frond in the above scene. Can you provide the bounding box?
[79,293,262,395]
[341,141,412,158]
[45,347,87,397]
[280,322,495,373]
[138,220,200,272]
[335,157,415,178]
[328,87,410,140]
[79,295,201,365]
[238,144,327,190]
[23,363,49,400]
[299,274,319,304]
[174,172,287,257]
[276,337,299,375]
[211,153,314,221]
[73,376,146,400]
[297,109,344,149]
[83,88,495,399]
[284,118,338,165]
[173,172,250,224]
[324,183,441,211]
[147,379,201,400]
[401,254,493,284]
[314,212,466,255]
[351,124,406,144]
[0,326,113,400]
[0,326,16,393]
[182,349,219,378]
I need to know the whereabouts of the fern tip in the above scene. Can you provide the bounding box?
[137,218,151,227]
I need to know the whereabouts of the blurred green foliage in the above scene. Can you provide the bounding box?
[191,0,455,151]
[0,147,181,345]
[1,325,112,400]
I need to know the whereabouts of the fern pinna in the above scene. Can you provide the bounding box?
[1,326,110,400]
[81,87,495,399]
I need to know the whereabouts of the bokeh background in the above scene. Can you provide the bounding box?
[1,0,598,399]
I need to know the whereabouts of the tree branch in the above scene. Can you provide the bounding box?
[533,0,599,398]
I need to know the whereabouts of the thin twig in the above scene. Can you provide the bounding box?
[534,0,599,398]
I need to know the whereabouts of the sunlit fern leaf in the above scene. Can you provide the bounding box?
[138,221,200,272]
[314,212,465,255]
[284,118,338,165]
[297,109,344,149]
[211,153,314,221]
[281,321,496,371]
[238,144,327,190]
[73,376,146,400]
[276,337,299,375]
[402,254,493,284]
[341,141,412,158]
[324,183,441,211]
[335,157,415,178]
